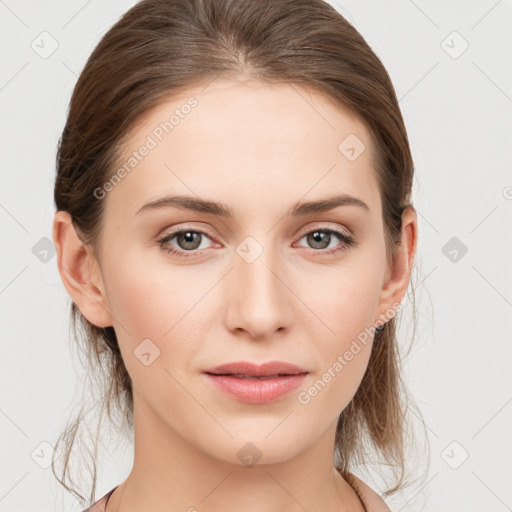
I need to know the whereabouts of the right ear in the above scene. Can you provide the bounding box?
[52,210,113,328]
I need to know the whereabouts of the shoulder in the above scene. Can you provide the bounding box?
[81,487,117,512]
[344,472,393,512]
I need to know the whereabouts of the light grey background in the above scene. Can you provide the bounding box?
[1,1,511,511]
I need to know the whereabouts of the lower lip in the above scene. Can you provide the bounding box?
[204,373,308,404]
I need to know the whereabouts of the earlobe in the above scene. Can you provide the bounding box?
[52,210,113,328]
[376,206,418,324]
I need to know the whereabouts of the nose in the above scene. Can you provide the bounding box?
[223,242,294,340]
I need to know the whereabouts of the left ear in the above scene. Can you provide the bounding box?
[376,206,418,325]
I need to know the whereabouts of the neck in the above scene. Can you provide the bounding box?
[106,392,365,512]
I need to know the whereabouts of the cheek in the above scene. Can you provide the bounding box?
[101,249,207,379]
[293,259,382,410]
[296,258,384,338]
[298,300,374,423]
[102,247,189,337]
[102,257,197,406]
[295,324,373,436]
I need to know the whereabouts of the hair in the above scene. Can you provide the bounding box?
[52,0,429,506]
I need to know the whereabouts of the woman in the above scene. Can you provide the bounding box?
[52,0,426,510]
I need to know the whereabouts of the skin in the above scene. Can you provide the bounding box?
[53,77,417,512]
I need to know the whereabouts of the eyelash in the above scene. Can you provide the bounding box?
[157,224,356,258]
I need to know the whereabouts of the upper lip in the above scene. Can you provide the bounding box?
[204,361,308,377]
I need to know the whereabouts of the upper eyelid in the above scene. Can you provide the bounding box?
[161,224,216,240]
[161,220,352,236]
[295,223,352,238]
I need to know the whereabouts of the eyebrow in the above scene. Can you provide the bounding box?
[135,193,370,217]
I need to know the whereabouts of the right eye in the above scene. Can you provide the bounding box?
[157,227,218,257]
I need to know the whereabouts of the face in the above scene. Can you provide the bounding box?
[59,78,411,467]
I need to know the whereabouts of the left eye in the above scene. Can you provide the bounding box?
[295,228,355,254]
[158,227,355,257]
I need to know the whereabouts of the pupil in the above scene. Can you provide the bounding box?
[179,231,201,250]
[309,231,329,249]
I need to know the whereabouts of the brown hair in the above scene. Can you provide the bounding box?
[52,0,429,505]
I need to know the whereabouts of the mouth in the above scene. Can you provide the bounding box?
[203,373,308,404]
[202,362,309,404]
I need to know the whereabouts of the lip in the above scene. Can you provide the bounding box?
[204,373,308,404]
[204,360,308,377]
[203,361,309,404]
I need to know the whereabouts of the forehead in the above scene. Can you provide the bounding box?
[105,78,380,219]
